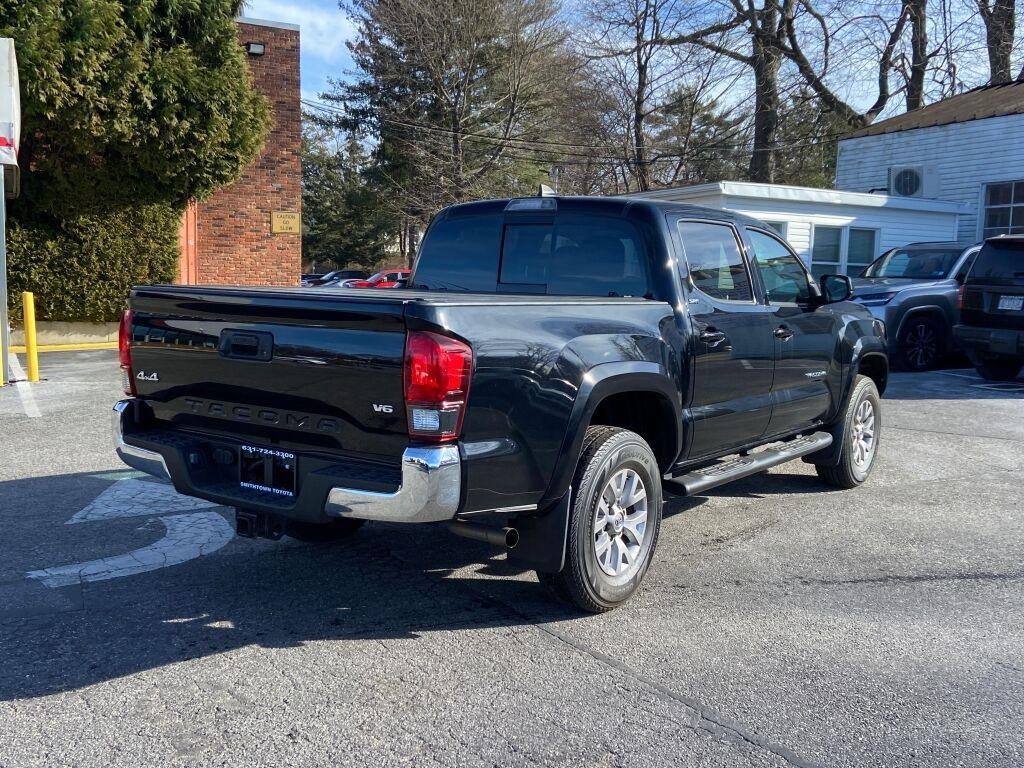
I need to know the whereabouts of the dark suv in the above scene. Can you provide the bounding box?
[954,237,1024,381]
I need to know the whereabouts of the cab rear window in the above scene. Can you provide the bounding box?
[498,216,650,297]
[412,212,503,292]
[969,240,1024,284]
[412,211,652,297]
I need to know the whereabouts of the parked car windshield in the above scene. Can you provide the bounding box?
[969,239,1024,284]
[861,247,961,279]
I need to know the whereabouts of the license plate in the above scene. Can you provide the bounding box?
[239,445,296,497]
[998,295,1024,311]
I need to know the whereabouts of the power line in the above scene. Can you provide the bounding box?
[302,97,848,155]
[302,99,752,156]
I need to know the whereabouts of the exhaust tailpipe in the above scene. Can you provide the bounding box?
[447,520,519,549]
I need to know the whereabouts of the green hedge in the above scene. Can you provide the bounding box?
[5,203,181,324]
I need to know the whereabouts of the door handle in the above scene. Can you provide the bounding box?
[699,328,727,346]
[774,326,795,341]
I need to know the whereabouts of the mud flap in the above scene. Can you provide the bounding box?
[507,490,571,574]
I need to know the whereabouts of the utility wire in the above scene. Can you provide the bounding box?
[302,97,847,155]
[303,99,752,156]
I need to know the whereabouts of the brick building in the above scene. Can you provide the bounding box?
[178,18,301,286]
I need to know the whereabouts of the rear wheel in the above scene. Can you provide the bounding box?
[816,375,881,489]
[539,426,663,613]
[898,316,943,371]
[976,359,1023,382]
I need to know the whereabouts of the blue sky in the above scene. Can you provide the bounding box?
[243,0,357,102]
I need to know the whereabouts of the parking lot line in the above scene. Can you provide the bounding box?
[934,370,982,381]
[8,353,41,418]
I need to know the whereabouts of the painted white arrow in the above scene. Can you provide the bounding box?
[67,478,219,524]
[27,511,235,588]
[27,475,236,589]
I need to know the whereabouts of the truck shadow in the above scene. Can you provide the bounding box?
[3,470,688,702]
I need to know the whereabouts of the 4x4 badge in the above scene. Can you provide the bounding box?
[136,371,159,382]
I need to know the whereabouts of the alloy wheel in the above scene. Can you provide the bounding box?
[593,468,648,578]
[904,322,937,369]
[851,398,876,468]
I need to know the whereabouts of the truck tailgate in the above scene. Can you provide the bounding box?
[128,286,410,463]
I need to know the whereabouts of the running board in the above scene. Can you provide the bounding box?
[665,432,833,496]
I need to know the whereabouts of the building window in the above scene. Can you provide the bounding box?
[811,225,878,280]
[764,221,788,238]
[847,228,878,275]
[983,181,1024,238]
[811,226,842,280]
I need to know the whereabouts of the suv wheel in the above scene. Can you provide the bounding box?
[898,317,943,371]
[976,359,1023,382]
[816,375,881,489]
[540,426,663,613]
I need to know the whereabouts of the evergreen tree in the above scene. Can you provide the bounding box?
[0,0,270,321]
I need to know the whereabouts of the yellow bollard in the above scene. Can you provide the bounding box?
[22,292,39,383]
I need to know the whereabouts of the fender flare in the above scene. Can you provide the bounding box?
[806,345,887,466]
[894,305,951,344]
[538,361,682,509]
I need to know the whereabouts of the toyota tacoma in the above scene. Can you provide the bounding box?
[114,196,888,612]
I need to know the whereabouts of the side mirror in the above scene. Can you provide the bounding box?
[820,274,853,303]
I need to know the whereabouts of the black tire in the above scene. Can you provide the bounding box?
[539,426,663,613]
[286,518,365,543]
[897,316,944,371]
[816,375,881,489]
[975,359,1023,382]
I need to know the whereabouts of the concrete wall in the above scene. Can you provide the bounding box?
[9,322,119,346]
[835,114,1024,245]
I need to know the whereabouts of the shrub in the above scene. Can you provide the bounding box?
[6,204,180,324]
[0,0,270,324]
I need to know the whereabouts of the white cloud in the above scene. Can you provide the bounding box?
[243,0,355,65]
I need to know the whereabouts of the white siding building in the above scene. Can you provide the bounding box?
[835,81,1024,245]
[632,181,965,280]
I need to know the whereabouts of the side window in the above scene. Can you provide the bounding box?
[677,221,753,302]
[746,229,812,304]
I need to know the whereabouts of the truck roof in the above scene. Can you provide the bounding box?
[436,195,768,230]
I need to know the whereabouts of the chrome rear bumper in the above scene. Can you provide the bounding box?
[113,400,462,523]
[324,445,461,523]
[113,400,171,481]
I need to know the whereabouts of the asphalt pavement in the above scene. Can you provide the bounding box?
[1,351,1022,767]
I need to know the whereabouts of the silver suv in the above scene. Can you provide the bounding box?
[852,241,980,371]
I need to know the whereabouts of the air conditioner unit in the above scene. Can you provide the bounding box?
[888,165,939,198]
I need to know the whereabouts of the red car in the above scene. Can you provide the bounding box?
[349,268,410,288]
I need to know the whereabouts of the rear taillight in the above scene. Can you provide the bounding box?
[956,284,966,309]
[119,309,135,396]
[403,330,472,442]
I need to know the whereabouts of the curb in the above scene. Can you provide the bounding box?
[9,342,118,354]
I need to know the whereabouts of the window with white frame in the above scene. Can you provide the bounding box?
[983,181,1024,238]
[810,225,879,280]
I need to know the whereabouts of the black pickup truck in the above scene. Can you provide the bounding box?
[114,196,888,612]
